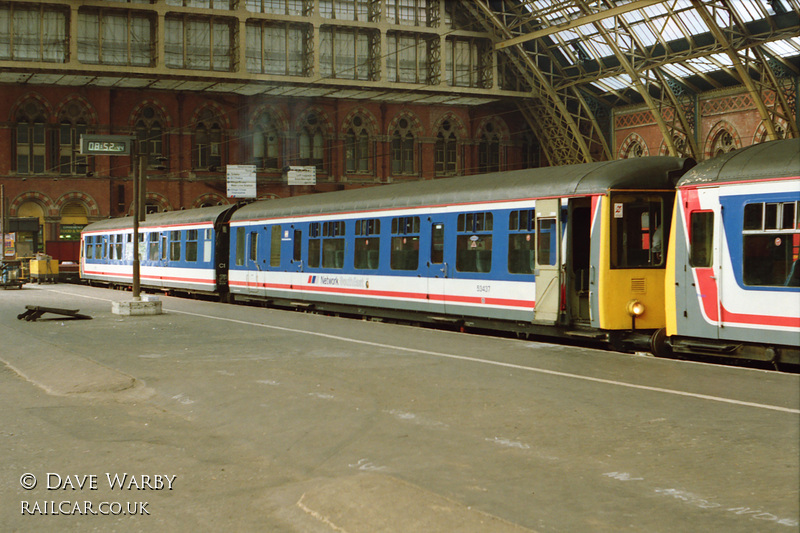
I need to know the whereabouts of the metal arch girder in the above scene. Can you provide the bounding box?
[570,0,697,158]
[461,0,611,164]
[690,0,798,140]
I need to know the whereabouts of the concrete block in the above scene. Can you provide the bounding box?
[112,299,163,316]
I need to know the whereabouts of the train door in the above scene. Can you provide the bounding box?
[674,189,720,340]
[427,219,447,313]
[290,227,304,272]
[567,198,591,323]
[534,199,561,322]
[244,229,260,294]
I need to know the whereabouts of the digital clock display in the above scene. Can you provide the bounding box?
[80,135,133,156]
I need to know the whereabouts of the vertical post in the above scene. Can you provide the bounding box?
[132,154,141,300]
[1,184,5,260]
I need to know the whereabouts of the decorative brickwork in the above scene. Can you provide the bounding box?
[9,191,56,217]
[341,106,379,136]
[618,132,649,158]
[55,95,99,126]
[386,111,423,137]
[55,191,100,217]
[128,99,172,129]
[615,110,655,129]
[193,193,230,208]
[701,94,754,116]
[704,121,741,159]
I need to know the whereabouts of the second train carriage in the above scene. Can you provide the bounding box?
[228,156,692,347]
[81,204,237,295]
[664,138,800,366]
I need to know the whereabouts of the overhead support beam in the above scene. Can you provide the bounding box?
[691,0,799,140]
[463,0,611,165]
[570,0,698,158]
[496,0,665,50]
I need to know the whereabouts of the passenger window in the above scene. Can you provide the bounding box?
[390,216,420,270]
[355,219,380,270]
[308,223,321,268]
[170,231,181,261]
[186,230,198,262]
[270,226,281,267]
[508,210,534,274]
[456,212,493,273]
[321,221,345,269]
[149,233,160,261]
[743,201,799,287]
[689,211,713,267]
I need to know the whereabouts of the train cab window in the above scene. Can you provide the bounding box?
[508,209,535,274]
[610,194,670,268]
[391,216,420,270]
[85,237,94,259]
[186,230,198,262]
[322,221,345,269]
[456,212,493,273]
[170,231,182,261]
[689,212,713,267]
[149,233,160,261]
[355,219,380,270]
[270,226,281,267]
[235,227,245,266]
[743,201,799,287]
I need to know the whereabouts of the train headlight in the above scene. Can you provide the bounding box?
[626,299,645,317]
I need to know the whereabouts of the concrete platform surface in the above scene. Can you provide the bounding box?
[0,283,798,532]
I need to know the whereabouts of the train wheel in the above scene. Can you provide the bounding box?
[650,328,672,358]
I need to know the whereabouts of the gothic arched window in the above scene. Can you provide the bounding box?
[14,100,48,174]
[345,114,370,174]
[135,106,165,168]
[298,112,325,171]
[478,122,500,173]
[194,110,224,170]
[391,117,415,175]
[435,119,457,176]
[253,113,280,170]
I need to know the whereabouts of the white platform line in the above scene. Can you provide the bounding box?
[47,288,800,415]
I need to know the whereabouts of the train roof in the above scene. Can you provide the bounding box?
[232,156,690,221]
[82,204,234,233]
[676,138,800,187]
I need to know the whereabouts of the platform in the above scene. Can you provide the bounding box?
[1,283,797,532]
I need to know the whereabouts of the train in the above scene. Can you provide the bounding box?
[81,138,800,367]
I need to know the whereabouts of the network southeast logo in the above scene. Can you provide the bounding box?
[307,275,368,288]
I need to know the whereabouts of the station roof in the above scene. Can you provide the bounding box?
[498,0,800,106]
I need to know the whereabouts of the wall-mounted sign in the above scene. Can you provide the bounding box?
[286,166,316,186]
[80,135,134,156]
[227,165,257,198]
